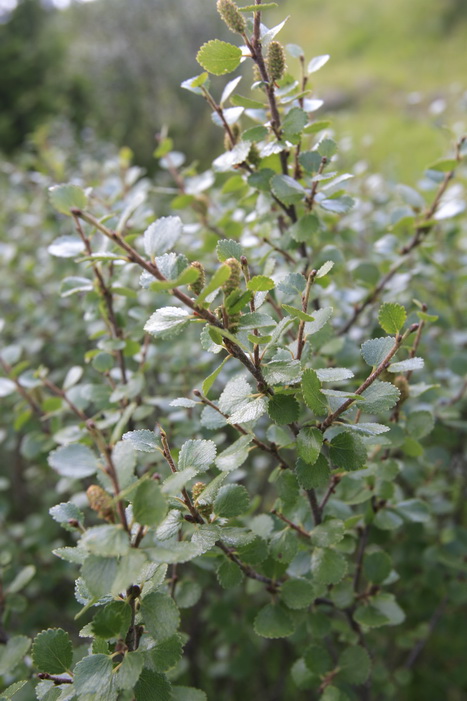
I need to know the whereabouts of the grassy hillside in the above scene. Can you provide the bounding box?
[275,0,467,182]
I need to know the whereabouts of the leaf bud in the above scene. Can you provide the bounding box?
[393,375,410,403]
[86,484,114,522]
[217,0,246,34]
[189,261,206,295]
[222,257,242,296]
[267,41,286,82]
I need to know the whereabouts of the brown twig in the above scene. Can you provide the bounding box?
[271,509,311,538]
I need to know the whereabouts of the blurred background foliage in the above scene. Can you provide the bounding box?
[1,0,467,180]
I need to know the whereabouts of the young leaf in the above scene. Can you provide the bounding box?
[178,439,217,472]
[215,435,252,472]
[307,54,330,73]
[216,238,243,262]
[49,184,87,215]
[92,601,132,639]
[301,369,327,415]
[195,264,231,303]
[296,427,323,465]
[133,480,168,526]
[143,216,183,257]
[271,174,306,205]
[295,454,330,489]
[140,592,180,642]
[361,337,395,366]
[144,307,191,339]
[214,484,250,517]
[247,275,275,292]
[329,432,367,471]
[378,302,407,334]
[122,429,160,453]
[267,394,300,424]
[202,356,230,396]
[32,629,73,674]
[388,357,424,372]
[48,443,99,479]
[196,40,242,75]
[254,604,294,638]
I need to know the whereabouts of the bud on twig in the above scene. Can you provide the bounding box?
[222,258,242,296]
[189,261,205,295]
[86,484,115,522]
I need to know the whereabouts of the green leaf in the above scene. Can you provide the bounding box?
[201,357,229,396]
[281,304,314,322]
[268,394,300,424]
[195,264,231,303]
[329,433,367,471]
[318,137,337,158]
[149,634,184,673]
[215,435,253,472]
[73,654,116,698]
[428,158,458,172]
[396,498,430,523]
[361,337,395,366]
[135,670,172,700]
[254,604,294,638]
[171,687,208,701]
[140,592,180,642]
[143,216,183,257]
[406,410,435,439]
[388,357,424,373]
[301,369,327,415]
[247,275,275,292]
[338,646,371,684]
[230,94,264,109]
[360,381,400,414]
[214,484,250,517]
[196,40,242,75]
[216,238,243,262]
[378,302,407,334]
[48,443,99,479]
[178,439,217,472]
[5,565,35,594]
[49,501,84,528]
[116,651,144,691]
[49,184,87,215]
[271,174,306,205]
[363,551,392,584]
[315,367,353,382]
[311,519,345,547]
[149,267,200,292]
[0,636,31,675]
[303,643,332,675]
[217,559,244,589]
[307,54,330,73]
[304,306,333,335]
[32,629,72,674]
[133,480,168,526]
[311,548,347,585]
[295,454,331,489]
[92,601,132,639]
[297,427,323,465]
[80,525,130,557]
[0,681,27,700]
[280,578,315,609]
[283,107,308,139]
[228,396,268,424]
[122,429,160,453]
[144,307,190,339]
[180,72,209,94]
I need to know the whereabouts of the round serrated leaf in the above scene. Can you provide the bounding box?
[338,645,371,684]
[91,601,132,639]
[303,643,332,675]
[378,302,407,334]
[311,548,347,585]
[133,480,168,526]
[267,394,300,424]
[140,592,180,642]
[297,427,323,465]
[329,432,367,471]
[363,551,392,584]
[214,484,250,517]
[217,559,244,589]
[280,578,315,609]
[254,603,294,638]
[48,443,99,479]
[135,669,172,701]
[49,184,87,215]
[32,628,73,673]
[295,454,331,490]
[196,40,242,76]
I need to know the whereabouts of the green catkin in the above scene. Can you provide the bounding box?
[189,261,205,295]
[192,481,213,518]
[266,41,286,82]
[247,143,261,168]
[216,0,246,34]
[222,258,242,296]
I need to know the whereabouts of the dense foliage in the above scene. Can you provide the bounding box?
[0,2,466,700]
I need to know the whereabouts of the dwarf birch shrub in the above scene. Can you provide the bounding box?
[1,2,467,700]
